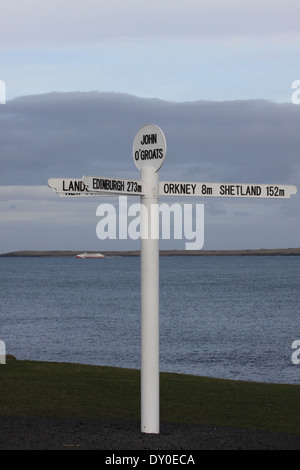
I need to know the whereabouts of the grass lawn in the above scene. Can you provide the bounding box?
[1,359,299,434]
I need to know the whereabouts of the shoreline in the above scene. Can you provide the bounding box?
[1,247,300,257]
[4,357,299,386]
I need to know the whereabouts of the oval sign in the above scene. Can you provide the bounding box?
[133,124,167,171]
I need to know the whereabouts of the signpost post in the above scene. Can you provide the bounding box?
[48,123,297,435]
[132,124,167,434]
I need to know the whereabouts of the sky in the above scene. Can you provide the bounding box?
[0,0,299,252]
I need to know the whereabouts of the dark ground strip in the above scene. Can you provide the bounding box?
[0,417,299,450]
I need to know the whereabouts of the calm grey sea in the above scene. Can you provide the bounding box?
[0,255,299,384]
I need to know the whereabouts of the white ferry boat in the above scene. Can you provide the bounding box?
[76,252,106,259]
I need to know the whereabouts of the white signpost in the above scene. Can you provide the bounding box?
[48,123,297,435]
[131,124,167,434]
[159,181,297,198]
[83,176,145,196]
[48,178,98,197]
[48,176,145,197]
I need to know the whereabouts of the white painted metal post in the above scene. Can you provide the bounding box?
[140,166,160,434]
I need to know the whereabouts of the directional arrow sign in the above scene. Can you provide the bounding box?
[159,181,297,198]
[48,178,100,197]
[83,175,145,195]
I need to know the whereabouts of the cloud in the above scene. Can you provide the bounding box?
[1,92,299,186]
[1,0,300,47]
[2,2,299,103]
[0,91,299,252]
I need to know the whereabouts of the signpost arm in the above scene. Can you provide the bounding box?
[140,166,160,434]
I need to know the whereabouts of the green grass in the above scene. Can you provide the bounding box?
[1,359,300,434]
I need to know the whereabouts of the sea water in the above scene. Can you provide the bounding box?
[0,255,299,384]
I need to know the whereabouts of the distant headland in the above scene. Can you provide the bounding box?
[0,248,300,257]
